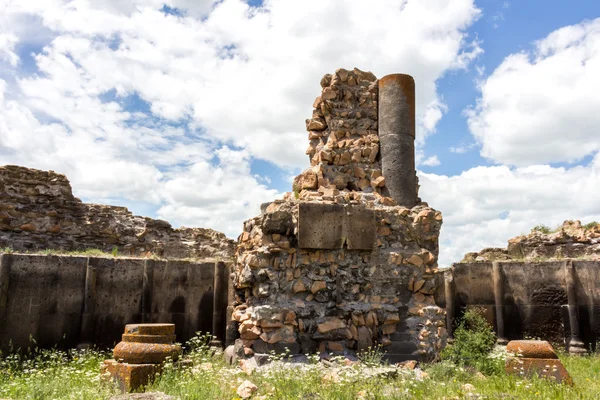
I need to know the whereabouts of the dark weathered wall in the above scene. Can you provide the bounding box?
[436,261,600,352]
[0,253,230,351]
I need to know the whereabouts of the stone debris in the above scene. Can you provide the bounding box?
[463,220,600,262]
[0,165,234,260]
[231,68,446,364]
[505,340,573,385]
[237,380,258,399]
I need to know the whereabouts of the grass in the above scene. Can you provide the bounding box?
[1,336,600,399]
[0,246,165,260]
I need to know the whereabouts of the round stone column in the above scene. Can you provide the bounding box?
[378,74,417,208]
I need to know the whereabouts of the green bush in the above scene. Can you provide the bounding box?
[442,308,503,375]
[532,224,552,234]
[584,221,599,229]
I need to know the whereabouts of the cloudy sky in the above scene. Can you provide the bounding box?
[1,0,599,266]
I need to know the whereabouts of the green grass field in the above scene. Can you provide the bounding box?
[1,342,599,400]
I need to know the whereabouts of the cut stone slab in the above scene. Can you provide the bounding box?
[298,203,375,250]
[505,340,573,385]
[298,203,344,249]
[505,358,573,386]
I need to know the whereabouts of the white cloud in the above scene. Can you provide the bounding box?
[449,142,476,153]
[0,0,482,237]
[421,155,441,167]
[0,33,19,66]
[467,18,600,166]
[420,155,600,266]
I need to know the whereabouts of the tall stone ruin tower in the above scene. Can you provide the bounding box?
[230,68,446,362]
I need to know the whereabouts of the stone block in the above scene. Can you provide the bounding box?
[102,359,161,392]
[505,358,573,386]
[505,340,572,385]
[298,203,345,249]
[506,340,557,359]
[113,342,181,364]
[298,203,375,250]
[346,205,376,250]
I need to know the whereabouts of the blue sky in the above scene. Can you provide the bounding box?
[423,0,600,176]
[1,0,599,266]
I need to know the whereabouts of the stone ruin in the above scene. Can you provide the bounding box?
[462,220,600,262]
[0,165,234,260]
[229,68,447,362]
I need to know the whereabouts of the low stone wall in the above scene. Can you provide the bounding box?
[437,261,600,352]
[0,253,231,351]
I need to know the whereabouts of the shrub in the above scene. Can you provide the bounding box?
[441,308,503,375]
[584,221,599,230]
[532,224,552,234]
[357,345,386,367]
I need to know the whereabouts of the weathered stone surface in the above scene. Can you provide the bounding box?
[124,324,175,336]
[378,74,417,208]
[0,165,234,260]
[462,220,600,262]
[297,203,375,250]
[298,203,345,249]
[237,380,258,399]
[105,323,183,392]
[121,334,177,344]
[102,360,162,393]
[231,68,445,363]
[506,340,558,359]
[506,357,573,385]
[113,341,181,364]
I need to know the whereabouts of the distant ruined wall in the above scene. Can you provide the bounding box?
[437,260,600,353]
[0,253,231,351]
[462,220,600,262]
[0,165,234,260]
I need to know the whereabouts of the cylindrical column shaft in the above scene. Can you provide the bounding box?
[444,269,456,341]
[492,262,508,344]
[225,268,238,347]
[211,261,227,347]
[141,259,155,323]
[565,260,586,354]
[378,73,417,208]
[80,258,97,344]
[0,254,12,346]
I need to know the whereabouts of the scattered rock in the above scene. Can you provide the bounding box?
[237,380,258,399]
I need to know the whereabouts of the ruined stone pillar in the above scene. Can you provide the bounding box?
[141,259,155,323]
[0,254,11,342]
[444,269,456,341]
[211,261,227,347]
[564,260,586,354]
[80,258,97,345]
[378,74,417,208]
[492,262,508,344]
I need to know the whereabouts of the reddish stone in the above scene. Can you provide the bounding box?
[124,323,175,336]
[505,358,573,386]
[506,340,557,359]
[102,359,161,392]
[114,342,181,364]
[122,334,177,344]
